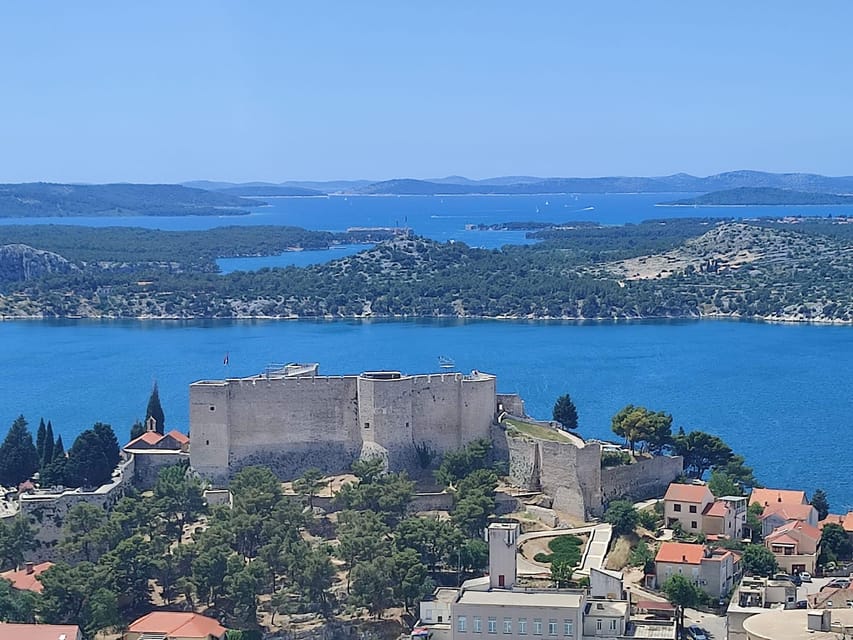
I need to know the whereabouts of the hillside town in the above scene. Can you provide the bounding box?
[0,367,851,640]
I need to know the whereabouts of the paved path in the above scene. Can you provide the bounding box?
[516,523,613,577]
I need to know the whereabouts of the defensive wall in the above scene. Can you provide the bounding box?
[190,364,496,483]
[600,455,683,506]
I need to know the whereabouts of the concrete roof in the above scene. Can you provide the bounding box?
[457,589,584,608]
[743,608,853,640]
[586,600,628,617]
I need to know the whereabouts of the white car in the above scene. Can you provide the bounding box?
[799,571,812,582]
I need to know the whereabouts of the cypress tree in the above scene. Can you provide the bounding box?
[145,383,165,435]
[43,421,55,465]
[36,418,47,465]
[129,420,145,441]
[93,423,120,472]
[0,415,39,486]
[53,435,65,459]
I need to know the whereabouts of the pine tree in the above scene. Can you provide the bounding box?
[36,419,47,465]
[145,383,165,435]
[0,416,40,486]
[129,420,145,441]
[53,435,65,459]
[93,423,120,473]
[43,421,55,465]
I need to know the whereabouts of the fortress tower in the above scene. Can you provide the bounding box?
[189,363,498,483]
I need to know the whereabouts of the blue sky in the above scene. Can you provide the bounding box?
[1,2,851,182]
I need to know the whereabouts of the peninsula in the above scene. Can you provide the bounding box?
[662,187,853,206]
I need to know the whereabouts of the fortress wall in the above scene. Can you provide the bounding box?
[600,455,683,506]
[411,374,463,453]
[539,440,602,520]
[189,382,231,481]
[225,376,360,480]
[132,452,188,489]
[506,434,540,491]
[460,375,497,443]
[497,393,526,417]
[359,377,415,470]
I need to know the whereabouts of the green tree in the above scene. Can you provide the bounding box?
[222,556,267,628]
[53,434,64,459]
[44,420,55,465]
[129,420,145,441]
[0,517,36,571]
[451,538,490,575]
[553,394,579,430]
[293,468,326,508]
[64,428,113,488]
[610,405,672,454]
[662,574,703,634]
[708,470,742,497]
[820,523,853,562]
[0,577,37,622]
[61,503,107,562]
[434,439,491,487]
[746,503,764,542]
[551,557,574,587]
[719,454,759,490]
[154,462,207,544]
[192,543,232,606]
[336,510,390,574]
[35,418,47,466]
[291,546,336,616]
[452,469,498,538]
[741,544,778,576]
[39,562,120,637]
[0,416,39,486]
[349,555,394,619]
[395,516,462,570]
[673,429,733,478]
[636,508,659,532]
[350,457,385,483]
[605,500,639,536]
[98,534,156,610]
[810,489,830,521]
[391,547,434,613]
[93,423,120,473]
[629,539,655,573]
[146,382,165,434]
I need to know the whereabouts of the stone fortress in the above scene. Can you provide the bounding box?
[189,363,682,519]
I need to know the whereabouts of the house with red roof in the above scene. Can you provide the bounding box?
[125,611,226,640]
[0,561,54,593]
[653,541,737,598]
[765,519,821,575]
[123,417,190,489]
[819,511,853,543]
[0,622,82,640]
[663,482,747,539]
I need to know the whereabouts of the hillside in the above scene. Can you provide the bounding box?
[0,183,260,217]
[4,219,853,322]
[663,187,853,206]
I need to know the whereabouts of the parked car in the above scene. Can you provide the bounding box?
[687,626,709,640]
[799,572,812,582]
[821,578,851,591]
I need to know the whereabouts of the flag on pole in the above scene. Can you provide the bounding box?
[223,352,229,366]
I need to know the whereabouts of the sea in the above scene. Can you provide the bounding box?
[2,193,852,509]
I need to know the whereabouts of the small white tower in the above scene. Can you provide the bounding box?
[488,521,519,590]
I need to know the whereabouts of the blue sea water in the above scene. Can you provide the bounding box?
[1,318,852,510]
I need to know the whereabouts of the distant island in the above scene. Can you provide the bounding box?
[661,187,853,206]
[0,183,262,217]
[185,170,853,196]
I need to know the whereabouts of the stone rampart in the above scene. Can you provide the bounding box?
[132,451,189,489]
[20,456,135,561]
[600,455,683,505]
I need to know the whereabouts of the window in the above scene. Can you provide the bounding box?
[596,620,602,631]
[689,505,697,513]
[534,619,542,635]
[691,520,698,529]
[519,619,527,635]
[458,616,467,633]
[438,616,443,623]
[609,619,617,631]
[424,609,433,621]
[674,504,682,512]
[364,421,370,429]
[563,620,573,636]
[504,618,512,634]
[548,620,557,636]
[488,618,497,634]
[474,617,482,633]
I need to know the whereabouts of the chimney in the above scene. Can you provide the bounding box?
[682,555,687,562]
[25,562,34,575]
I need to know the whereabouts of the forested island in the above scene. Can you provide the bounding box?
[0,183,261,217]
[3,217,853,322]
[662,187,853,206]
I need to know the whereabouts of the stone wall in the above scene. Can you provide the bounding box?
[600,455,683,505]
[132,451,189,489]
[539,439,603,520]
[20,457,135,561]
[496,393,525,417]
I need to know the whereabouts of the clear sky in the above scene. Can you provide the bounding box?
[1,2,852,183]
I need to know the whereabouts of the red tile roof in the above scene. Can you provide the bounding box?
[127,611,226,639]
[124,431,163,448]
[760,502,815,523]
[767,519,821,543]
[750,488,807,507]
[0,562,54,593]
[819,513,845,528]
[0,622,80,640]
[664,483,712,503]
[166,429,189,444]
[655,542,706,565]
[703,500,728,518]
